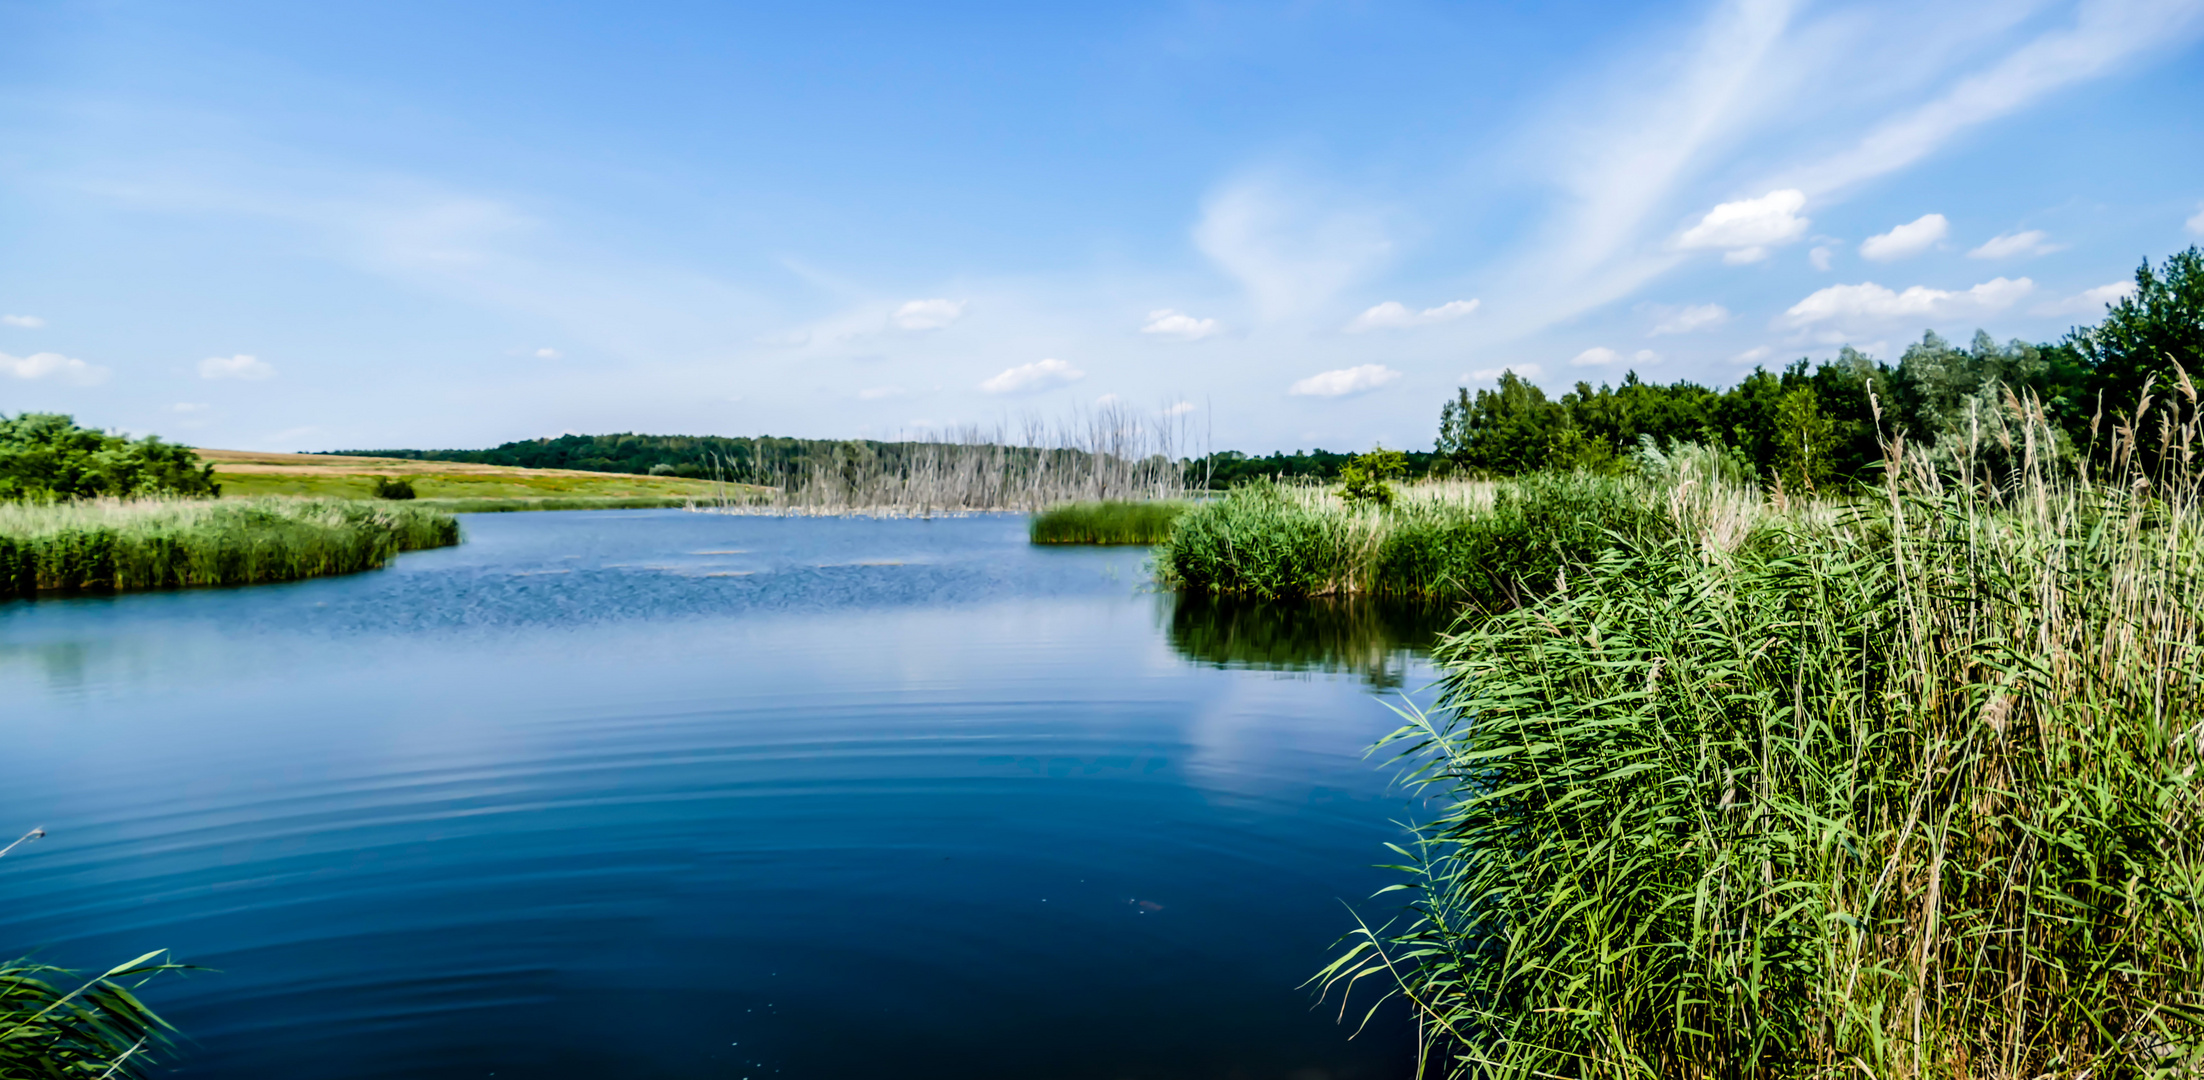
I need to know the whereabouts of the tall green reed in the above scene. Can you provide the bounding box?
[0,497,460,595]
[1317,395,2204,1079]
[1029,499,1190,544]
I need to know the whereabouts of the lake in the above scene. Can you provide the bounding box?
[0,510,1446,1079]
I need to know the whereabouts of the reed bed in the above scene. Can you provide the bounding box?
[1317,397,2204,1079]
[700,402,1192,516]
[0,497,459,595]
[1029,500,1190,544]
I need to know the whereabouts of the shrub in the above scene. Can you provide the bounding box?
[0,414,217,501]
[370,475,416,500]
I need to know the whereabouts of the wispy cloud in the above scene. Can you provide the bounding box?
[895,298,966,330]
[199,354,276,380]
[1343,299,1479,332]
[979,358,1083,395]
[1969,229,2062,258]
[1467,363,1542,383]
[1194,175,1392,320]
[1859,213,1949,261]
[1649,303,1731,335]
[533,347,562,359]
[2035,280,2135,316]
[1,314,44,328]
[1779,276,2033,329]
[2188,203,2204,236]
[3,351,109,384]
[1140,309,1219,340]
[1287,364,1400,397]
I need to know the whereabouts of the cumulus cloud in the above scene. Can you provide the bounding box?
[1287,364,1401,397]
[894,298,966,330]
[1467,363,1541,383]
[199,354,276,380]
[1570,347,1622,367]
[534,347,562,359]
[1344,298,1480,332]
[2189,204,2204,237]
[1860,214,1949,261]
[2,314,44,328]
[1163,400,1197,416]
[2035,281,2136,317]
[1969,229,2060,259]
[2,351,109,384]
[1734,346,1773,365]
[1810,246,1835,271]
[1650,303,1731,336]
[979,358,1083,395]
[1140,309,1219,340]
[1779,276,2033,328]
[1676,189,1809,264]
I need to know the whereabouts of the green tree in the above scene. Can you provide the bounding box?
[1338,448,1407,507]
[1771,385,1835,494]
[2071,246,2204,418]
[0,414,218,501]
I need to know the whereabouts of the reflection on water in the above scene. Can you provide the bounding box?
[1164,592,1457,689]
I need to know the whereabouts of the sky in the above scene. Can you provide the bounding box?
[3,0,2203,454]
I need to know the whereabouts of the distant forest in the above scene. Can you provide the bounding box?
[338,248,2201,493]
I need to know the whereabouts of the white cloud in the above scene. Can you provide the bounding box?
[1140,309,1219,340]
[3,351,109,384]
[1570,347,1623,367]
[1677,189,1810,260]
[1968,229,2061,259]
[894,298,966,330]
[979,358,1083,395]
[1649,303,1731,336]
[533,347,562,359]
[1344,298,1480,332]
[1287,364,1401,397]
[172,402,209,413]
[1809,246,1835,271]
[1467,363,1542,383]
[2035,281,2136,317]
[1779,276,2034,328]
[1193,176,1393,319]
[2188,204,2204,237]
[1734,346,1773,365]
[2,314,44,328]
[1859,214,1949,261]
[199,354,276,380]
[1163,400,1198,416]
[1634,349,1660,364]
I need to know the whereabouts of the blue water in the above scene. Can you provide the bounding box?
[0,511,1441,1078]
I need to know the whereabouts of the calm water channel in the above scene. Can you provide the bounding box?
[1,510,1447,1079]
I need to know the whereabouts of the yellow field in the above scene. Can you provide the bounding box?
[196,449,763,508]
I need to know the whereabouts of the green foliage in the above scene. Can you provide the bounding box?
[2073,246,2204,416]
[369,475,416,500]
[0,499,459,596]
[1337,449,1407,507]
[1438,372,1611,476]
[1164,593,1448,689]
[1320,423,2204,1078]
[1185,446,1442,489]
[1155,482,1367,598]
[1029,500,1189,544]
[0,414,218,502]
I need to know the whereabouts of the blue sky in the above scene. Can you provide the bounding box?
[4,0,2202,453]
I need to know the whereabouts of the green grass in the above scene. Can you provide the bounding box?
[1029,499,1190,544]
[0,498,460,596]
[1314,403,2204,1079]
[413,495,696,513]
[210,469,725,503]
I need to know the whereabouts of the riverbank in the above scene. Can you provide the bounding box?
[195,448,766,507]
[1313,405,2204,1076]
[0,498,460,595]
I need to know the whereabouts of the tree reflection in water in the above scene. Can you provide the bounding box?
[1161,592,1455,689]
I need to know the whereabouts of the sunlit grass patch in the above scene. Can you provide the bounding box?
[1029,500,1190,545]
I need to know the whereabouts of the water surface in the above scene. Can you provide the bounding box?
[1,511,1442,1078]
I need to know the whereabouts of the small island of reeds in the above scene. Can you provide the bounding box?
[1029,499,1189,544]
[0,498,459,596]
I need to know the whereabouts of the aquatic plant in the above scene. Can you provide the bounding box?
[0,497,459,596]
[1029,500,1189,545]
[1317,395,2204,1079]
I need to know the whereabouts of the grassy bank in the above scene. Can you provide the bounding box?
[195,448,754,506]
[0,498,459,595]
[1315,405,2204,1077]
[1030,499,1190,544]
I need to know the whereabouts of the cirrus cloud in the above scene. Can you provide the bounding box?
[3,351,109,384]
[979,358,1083,395]
[2,314,44,328]
[1287,364,1400,397]
[1779,276,2033,329]
[199,354,276,380]
[1969,229,2061,259]
[894,298,966,330]
[1859,214,1949,261]
[1649,303,1731,336]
